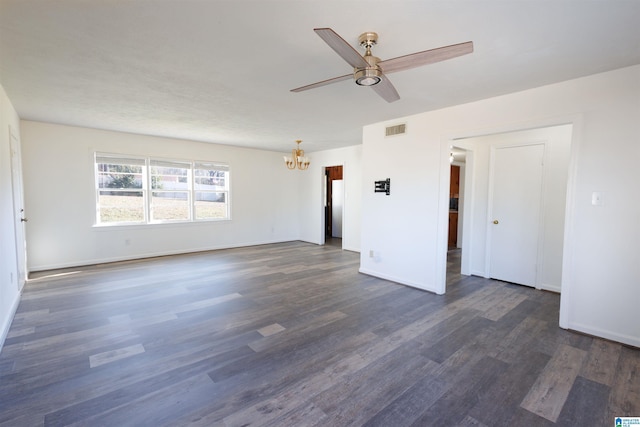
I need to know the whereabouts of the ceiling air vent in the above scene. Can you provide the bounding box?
[385,123,406,137]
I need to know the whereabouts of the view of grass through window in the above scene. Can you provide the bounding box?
[96,155,229,224]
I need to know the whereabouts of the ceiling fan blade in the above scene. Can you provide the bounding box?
[290,74,352,92]
[371,75,400,103]
[378,41,473,74]
[314,28,369,69]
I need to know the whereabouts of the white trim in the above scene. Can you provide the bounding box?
[359,268,441,294]
[540,283,561,293]
[458,148,476,276]
[342,246,360,253]
[536,143,551,290]
[94,152,231,225]
[439,113,582,299]
[558,115,584,329]
[27,239,296,272]
[567,321,640,348]
[0,290,21,353]
[434,143,450,294]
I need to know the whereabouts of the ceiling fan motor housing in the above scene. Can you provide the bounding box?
[355,32,382,86]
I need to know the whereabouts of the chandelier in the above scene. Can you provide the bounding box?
[284,139,310,170]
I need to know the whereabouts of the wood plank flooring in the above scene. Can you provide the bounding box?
[0,241,638,426]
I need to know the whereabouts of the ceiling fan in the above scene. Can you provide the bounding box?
[291,28,473,103]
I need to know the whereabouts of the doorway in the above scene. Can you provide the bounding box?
[445,124,572,292]
[324,165,343,247]
[448,164,460,249]
[447,149,467,278]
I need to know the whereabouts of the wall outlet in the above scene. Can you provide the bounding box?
[591,192,604,206]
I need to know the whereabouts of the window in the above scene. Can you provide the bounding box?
[194,162,229,220]
[150,160,190,222]
[96,156,146,224]
[95,154,230,225]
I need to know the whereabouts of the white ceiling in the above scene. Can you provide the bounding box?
[1,1,639,154]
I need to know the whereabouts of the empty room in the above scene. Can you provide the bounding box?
[1,1,639,426]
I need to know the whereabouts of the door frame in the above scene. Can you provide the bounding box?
[436,114,583,330]
[9,124,28,291]
[321,164,345,246]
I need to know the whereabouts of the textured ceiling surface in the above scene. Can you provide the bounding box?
[1,0,639,153]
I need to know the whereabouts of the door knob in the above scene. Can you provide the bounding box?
[21,217,28,222]
[493,220,499,224]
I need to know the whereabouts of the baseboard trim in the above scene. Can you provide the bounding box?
[540,283,561,293]
[358,267,441,295]
[0,290,21,354]
[565,321,640,348]
[28,239,301,273]
[341,246,360,253]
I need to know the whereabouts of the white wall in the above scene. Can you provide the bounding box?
[455,125,572,292]
[20,121,302,270]
[361,65,640,347]
[297,145,362,253]
[0,85,22,348]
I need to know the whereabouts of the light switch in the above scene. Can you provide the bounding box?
[591,192,603,206]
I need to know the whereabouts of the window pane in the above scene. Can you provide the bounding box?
[151,191,189,221]
[98,191,144,223]
[150,161,190,191]
[194,166,228,191]
[97,162,143,190]
[195,192,228,219]
[96,154,230,226]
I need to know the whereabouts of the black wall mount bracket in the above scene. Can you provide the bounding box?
[375,178,390,195]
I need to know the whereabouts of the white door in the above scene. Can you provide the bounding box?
[9,126,28,291]
[488,144,544,287]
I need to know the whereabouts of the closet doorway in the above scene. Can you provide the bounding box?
[324,165,343,247]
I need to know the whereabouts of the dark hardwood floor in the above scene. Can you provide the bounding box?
[1,242,638,426]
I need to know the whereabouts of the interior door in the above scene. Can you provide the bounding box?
[9,126,28,291]
[488,144,544,287]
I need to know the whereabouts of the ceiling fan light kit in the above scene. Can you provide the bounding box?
[291,28,473,103]
[354,68,381,86]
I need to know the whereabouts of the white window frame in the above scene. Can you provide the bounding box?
[149,158,192,223]
[95,154,148,225]
[94,153,230,226]
[193,161,230,221]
